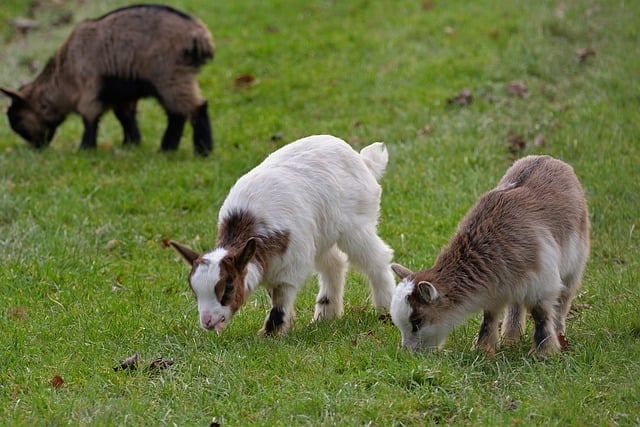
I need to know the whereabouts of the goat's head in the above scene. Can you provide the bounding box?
[390,263,450,352]
[1,86,62,148]
[170,239,256,333]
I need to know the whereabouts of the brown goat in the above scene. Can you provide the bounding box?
[390,155,590,357]
[1,4,214,155]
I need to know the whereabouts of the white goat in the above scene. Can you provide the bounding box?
[171,135,396,335]
[390,155,590,357]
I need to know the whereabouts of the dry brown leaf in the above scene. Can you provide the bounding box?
[576,47,596,62]
[234,73,255,89]
[51,375,64,389]
[149,358,175,371]
[447,88,473,106]
[506,133,526,155]
[507,80,528,97]
[104,239,120,250]
[10,385,20,400]
[422,1,435,10]
[7,306,27,320]
[504,397,519,411]
[114,353,140,371]
[418,124,433,136]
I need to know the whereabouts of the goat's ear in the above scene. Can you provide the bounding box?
[169,240,201,266]
[236,237,257,270]
[417,281,438,303]
[0,88,24,104]
[391,263,413,279]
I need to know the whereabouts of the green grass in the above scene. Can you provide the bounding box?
[1,0,639,425]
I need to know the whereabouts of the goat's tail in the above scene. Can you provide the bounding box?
[360,142,388,181]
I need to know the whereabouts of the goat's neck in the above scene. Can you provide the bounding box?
[244,262,263,293]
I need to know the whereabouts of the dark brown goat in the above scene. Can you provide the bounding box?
[1,4,214,156]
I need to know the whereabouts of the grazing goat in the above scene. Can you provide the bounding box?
[171,135,396,335]
[1,4,214,155]
[390,155,589,357]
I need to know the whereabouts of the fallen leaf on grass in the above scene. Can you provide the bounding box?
[422,1,435,11]
[569,302,592,314]
[378,313,392,323]
[504,397,519,411]
[7,306,27,320]
[418,124,433,136]
[10,385,20,400]
[447,88,473,106]
[506,133,526,155]
[576,47,596,62]
[113,353,175,373]
[149,358,175,371]
[161,238,171,248]
[51,375,64,389]
[234,73,256,89]
[507,80,528,97]
[104,239,120,250]
[114,353,140,371]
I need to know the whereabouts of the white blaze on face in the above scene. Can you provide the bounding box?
[190,248,233,332]
[390,278,448,351]
[390,279,419,350]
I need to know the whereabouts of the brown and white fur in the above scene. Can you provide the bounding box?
[390,155,589,357]
[1,5,214,155]
[171,135,396,336]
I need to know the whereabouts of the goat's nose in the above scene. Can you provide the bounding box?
[201,313,214,329]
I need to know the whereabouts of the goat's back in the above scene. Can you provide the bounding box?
[495,155,589,245]
[60,5,213,77]
[219,135,384,249]
[435,155,589,292]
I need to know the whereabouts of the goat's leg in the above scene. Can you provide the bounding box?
[501,303,526,345]
[555,257,587,350]
[313,245,348,321]
[475,308,503,356]
[160,112,186,151]
[80,116,99,149]
[259,284,297,336]
[338,226,395,311]
[530,299,561,357]
[190,101,213,156]
[114,101,141,145]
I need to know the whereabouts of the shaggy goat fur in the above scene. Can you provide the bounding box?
[1,4,214,155]
[171,135,396,335]
[390,155,590,357]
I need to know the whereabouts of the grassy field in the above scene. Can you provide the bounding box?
[1,0,638,425]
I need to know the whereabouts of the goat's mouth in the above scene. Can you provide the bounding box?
[207,316,226,335]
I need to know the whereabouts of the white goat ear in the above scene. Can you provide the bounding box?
[236,237,257,269]
[391,263,413,279]
[417,281,438,303]
[169,240,201,266]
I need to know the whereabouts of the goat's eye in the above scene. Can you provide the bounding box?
[410,317,421,333]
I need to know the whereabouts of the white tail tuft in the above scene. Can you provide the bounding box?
[360,142,388,181]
